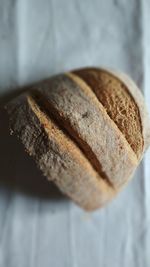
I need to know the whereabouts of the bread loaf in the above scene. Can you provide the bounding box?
[5,67,150,210]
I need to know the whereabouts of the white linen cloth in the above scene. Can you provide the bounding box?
[0,1,150,266]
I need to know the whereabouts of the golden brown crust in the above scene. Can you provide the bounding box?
[72,68,143,159]
[107,69,150,156]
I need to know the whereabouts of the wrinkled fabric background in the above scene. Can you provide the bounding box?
[0,1,150,266]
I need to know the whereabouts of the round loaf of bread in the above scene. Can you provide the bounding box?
[5,67,150,210]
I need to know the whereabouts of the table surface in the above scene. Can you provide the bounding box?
[0,1,150,267]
